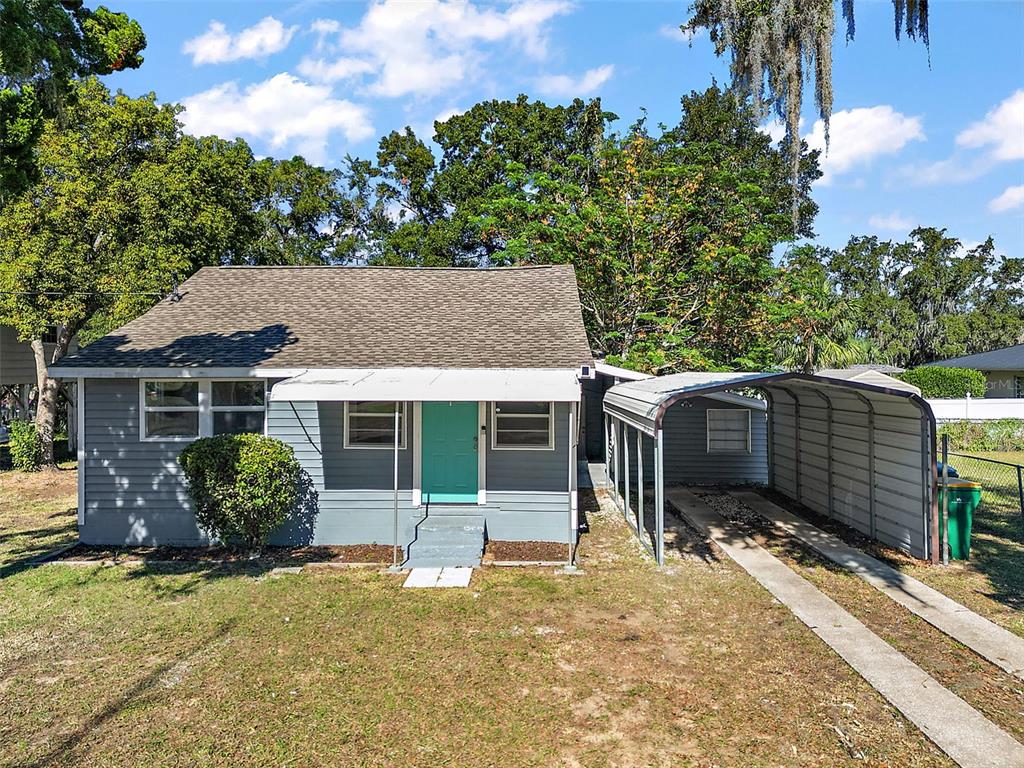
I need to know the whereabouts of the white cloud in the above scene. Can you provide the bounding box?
[304,0,574,97]
[805,106,924,185]
[868,211,914,231]
[957,90,1024,162]
[183,17,298,65]
[297,56,374,82]
[535,64,614,98]
[760,117,804,144]
[659,23,701,42]
[989,185,1024,213]
[180,73,374,163]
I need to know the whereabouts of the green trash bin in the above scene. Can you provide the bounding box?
[938,480,982,560]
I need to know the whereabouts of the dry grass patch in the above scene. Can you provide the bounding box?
[0,471,954,767]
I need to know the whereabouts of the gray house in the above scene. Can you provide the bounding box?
[49,265,594,567]
[932,344,1024,398]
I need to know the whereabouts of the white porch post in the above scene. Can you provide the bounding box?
[568,402,578,567]
[655,429,664,566]
[390,402,401,571]
[76,377,85,528]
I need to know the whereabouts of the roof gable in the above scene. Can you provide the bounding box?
[931,344,1024,371]
[55,265,594,371]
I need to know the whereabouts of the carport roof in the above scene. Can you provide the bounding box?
[603,371,934,436]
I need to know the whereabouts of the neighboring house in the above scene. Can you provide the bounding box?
[49,265,594,567]
[931,344,1024,398]
[0,324,77,427]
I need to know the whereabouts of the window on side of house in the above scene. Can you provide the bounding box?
[492,402,554,450]
[1015,376,1024,399]
[211,380,266,435]
[142,380,200,440]
[344,401,407,449]
[706,408,751,454]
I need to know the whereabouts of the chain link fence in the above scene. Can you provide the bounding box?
[946,451,1024,543]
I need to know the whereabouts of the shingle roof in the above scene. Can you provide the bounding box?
[55,265,594,370]
[930,344,1024,371]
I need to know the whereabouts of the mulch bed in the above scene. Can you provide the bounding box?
[56,543,399,565]
[484,540,569,563]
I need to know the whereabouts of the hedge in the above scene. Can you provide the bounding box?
[937,419,1024,453]
[178,434,303,553]
[898,366,987,398]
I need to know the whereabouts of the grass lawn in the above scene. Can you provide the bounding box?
[907,450,1024,638]
[0,469,955,767]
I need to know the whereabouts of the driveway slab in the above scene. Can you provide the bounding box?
[668,487,1024,768]
[731,489,1024,681]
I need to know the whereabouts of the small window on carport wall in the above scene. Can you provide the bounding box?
[707,409,751,453]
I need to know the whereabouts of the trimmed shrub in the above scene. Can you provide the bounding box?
[178,434,303,553]
[899,366,987,398]
[938,419,1024,453]
[8,420,41,471]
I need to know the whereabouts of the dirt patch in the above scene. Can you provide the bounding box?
[0,465,78,503]
[484,540,569,562]
[58,543,400,565]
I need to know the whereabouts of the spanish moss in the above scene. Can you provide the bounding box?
[686,0,930,221]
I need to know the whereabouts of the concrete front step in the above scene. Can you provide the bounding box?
[406,558,480,569]
[406,513,485,569]
[417,517,485,535]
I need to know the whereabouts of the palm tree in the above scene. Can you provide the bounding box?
[774,271,876,373]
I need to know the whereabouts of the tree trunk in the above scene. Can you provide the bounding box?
[31,329,71,469]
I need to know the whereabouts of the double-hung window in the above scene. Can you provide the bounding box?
[211,381,266,435]
[142,381,200,440]
[344,401,407,449]
[706,409,751,453]
[140,380,267,440]
[492,402,554,450]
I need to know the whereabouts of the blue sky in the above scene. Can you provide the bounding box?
[109,1,1023,256]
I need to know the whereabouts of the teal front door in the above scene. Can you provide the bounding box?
[422,402,478,504]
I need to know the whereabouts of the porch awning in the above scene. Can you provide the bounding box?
[269,368,582,403]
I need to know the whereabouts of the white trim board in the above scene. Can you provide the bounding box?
[48,366,307,380]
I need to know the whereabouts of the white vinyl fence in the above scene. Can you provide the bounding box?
[928,396,1024,422]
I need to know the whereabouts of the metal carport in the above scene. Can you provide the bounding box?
[602,372,939,565]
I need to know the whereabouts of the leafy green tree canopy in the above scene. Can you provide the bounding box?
[474,87,821,372]
[807,227,1024,367]
[0,0,146,202]
[340,95,612,266]
[0,78,344,463]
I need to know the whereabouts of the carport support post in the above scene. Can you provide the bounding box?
[655,429,664,566]
[618,428,626,528]
[603,414,611,488]
[636,428,643,533]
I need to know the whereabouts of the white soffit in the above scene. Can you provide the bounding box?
[270,368,582,403]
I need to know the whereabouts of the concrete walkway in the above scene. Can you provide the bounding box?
[667,487,1024,768]
[731,489,1024,681]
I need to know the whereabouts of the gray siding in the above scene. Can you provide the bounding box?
[80,378,572,546]
[268,397,420,546]
[484,401,571,542]
[0,325,75,386]
[984,371,1023,398]
[615,396,768,490]
[81,378,204,545]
